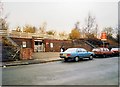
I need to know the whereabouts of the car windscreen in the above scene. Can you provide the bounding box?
[65,48,77,52]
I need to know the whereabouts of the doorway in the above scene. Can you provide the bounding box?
[34,40,44,52]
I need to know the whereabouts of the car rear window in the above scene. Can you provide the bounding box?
[100,48,109,51]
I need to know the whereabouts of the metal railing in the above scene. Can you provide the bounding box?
[84,41,96,48]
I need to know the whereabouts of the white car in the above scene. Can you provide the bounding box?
[111,48,119,56]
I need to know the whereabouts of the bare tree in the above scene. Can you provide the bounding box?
[83,13,97,38]
[0,1,9,36]
[94,24,98,38]
[39,22,47,34]
[59,32,67,38]
[75,21,80,29]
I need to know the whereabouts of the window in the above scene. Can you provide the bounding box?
[81,48,87,52]
[35,41,43,45]
[35,42,38,45]
[105,48,109,51]
[77,49,82,52]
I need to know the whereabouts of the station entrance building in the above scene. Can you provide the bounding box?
[11,36,73,52]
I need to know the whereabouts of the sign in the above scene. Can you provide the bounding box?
[101,32,107,41]
[50,43,53,48]
[46,42,49,45]
[34,40,42,42]
[22,41,26,47]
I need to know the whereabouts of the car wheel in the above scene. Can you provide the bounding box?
[103,54,106,58]
[74,57,79,62]
[89,55,93,60]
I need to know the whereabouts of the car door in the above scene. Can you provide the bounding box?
[76,48,84,58]
[81,48,89,57]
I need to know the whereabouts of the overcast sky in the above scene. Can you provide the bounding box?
[2,0,118,33]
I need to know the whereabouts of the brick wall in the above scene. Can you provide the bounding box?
[20,48,33,60]
[44,39,72,52]
[11,37,94,52]
[11,37,32,48]
[72,39,93,51]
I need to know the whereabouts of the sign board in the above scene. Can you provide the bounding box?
[101,32,107,41]
[22,41,26,47]
[50,43,53,48]
[46,42,49,45]
[34,40,42,42]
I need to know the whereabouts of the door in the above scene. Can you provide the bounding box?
[77,48,84,58]
[81,48,89,58]
[34,40,44,52]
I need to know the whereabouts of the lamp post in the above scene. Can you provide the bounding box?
[102,40,105,48]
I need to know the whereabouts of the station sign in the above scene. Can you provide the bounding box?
[101,32,107,41]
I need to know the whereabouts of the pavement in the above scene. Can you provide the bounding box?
[1,52,63,67]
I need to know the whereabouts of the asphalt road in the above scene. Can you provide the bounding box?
[2,57,118,85]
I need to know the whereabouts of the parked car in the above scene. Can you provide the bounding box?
[111,48,120,56]
[92,48,114,58]
[60,48,94,62]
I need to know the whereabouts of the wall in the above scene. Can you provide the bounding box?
[11,37,94,52]
[72,39,93,51]
[11,37,32,48]
[44,39,72,52]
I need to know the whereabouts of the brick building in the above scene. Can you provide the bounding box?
[11,36,73,52]
[7,31,95,52]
